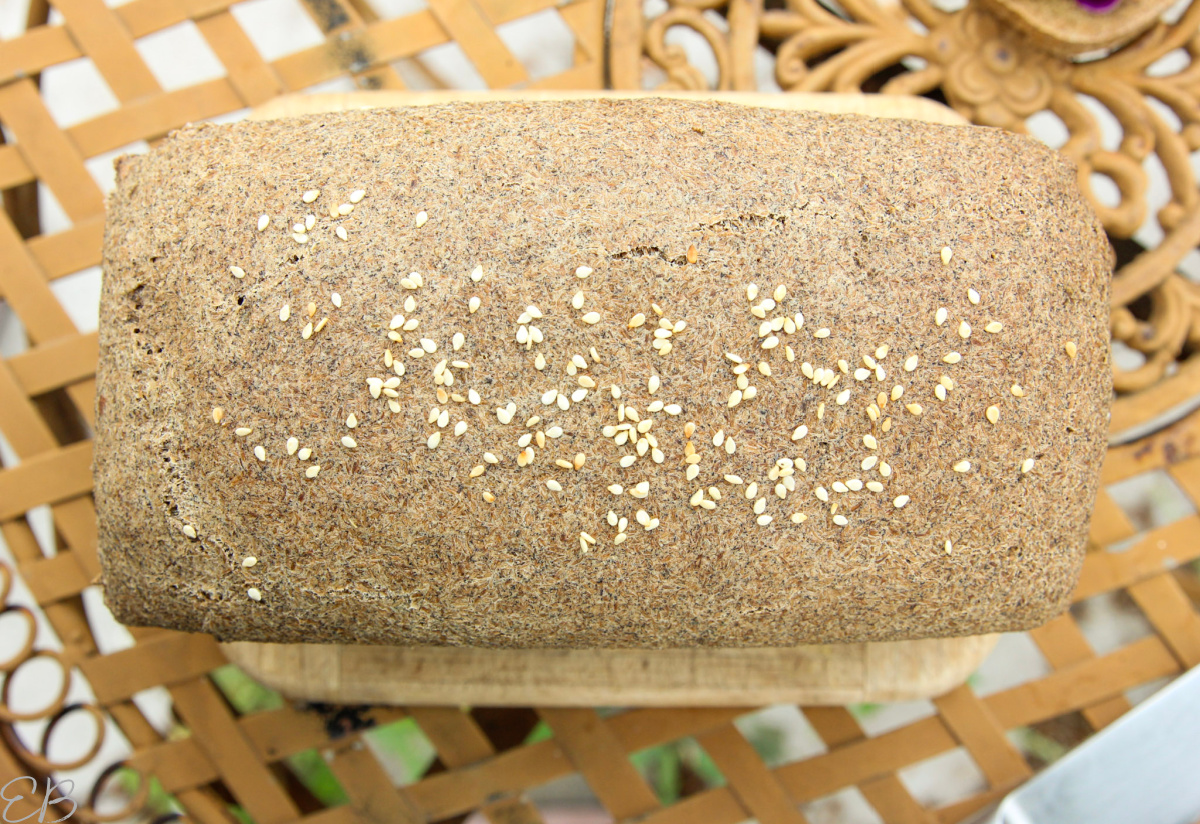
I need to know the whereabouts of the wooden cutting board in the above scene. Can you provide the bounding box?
[222,90,998,707]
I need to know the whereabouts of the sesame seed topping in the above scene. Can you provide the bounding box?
[302,322,314,340]
[340,435,357,449]
[546,479,563,492]
[630,481,650,498]
[454,421,468,437]
[934,384,947,402]
[791,425,808,441]
[879,462,892,477]
[292,233,307,244]
[247,587,262,601]
[936,307,948,326]
[818,402,825,420]
[833,515,849,526]
[986,405,1000,424]
[1011,384,1026,397]
[335,226,349,241]
[985,321,1003,334]
[181,524,197,539]
[257,214,269,232]
[846,479,862,491]
[863,434,878,450]
[413,210,428,227]
[302,189,320,203]
[234,426,251,437]
[469,465,486,478]
[862,456,879,471]
[906,403,923,415]
[756,514,773,526]
[958,321,971,339]
[427,432,442,449]
[1065,341,1077,359]
[836,389,851,405]
[832,481,848,494]
[968,288,980,305]
[241,557,257,569]
[297,447,312,461]
[230,265,247,280]
[943,352,962,364]
[253,445,266,462]
[891,385,904,401]
[939,375,955,390]
[305,465,320,478]
[1021,458,1035,473]
[314,317,328,334]
[814,328,831,339]
[866,481,884,492]
[483,491,496,503]
[940,246,953,265]
[582,312,601,325]
[790,512,807,523]
[753,497,767,515]
[894,495,910,508]
[953,460,971,472]
[815,486,829,502]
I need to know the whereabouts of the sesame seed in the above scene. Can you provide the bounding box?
[815,486,829,502]
[906,403,923,415]
[335,226,349,241]
[935,384,947,401]
[257,214,269,232]
[753,514,772,527]
[482,452,499,465]
[958,321,971,339]
[338,203,353,216]
[427,432,441,449]
[180,524,197,539]
[294,222,307,234]
[292,233,307,244]
[518,433,533,449]
[833,514,849,526]
[727,389,742,408]
[687,244,698,264]
[413,210,428,227]
[630,481,650,498]
[250,445,266,462]
[891,385,904,401]
[231,425,250,437]
[986,405,1000,424]
[574,265,594,279]
[282,437,297,456]
[894,495,910,508]
[818,402,825,420]
[483,491,496,503]
[302,189,320,203]
[420,338,437,353]
[866,481,884,493]
[1021,458,1035,473]
[985,321,1003,334]
[846,479,862,491]
[341,436,357,448]
[943,352,962,364]
[940,246,952,265]
[1011,384,1026,397]
[297,447,312,461]
[953,460,971,472]
[1065,341,1077,359]
[753,497,767,515]
[230,265,246,280]
[590,347,601,363]
[862,456,879,471]
[814,328,831,339]
[880,462,892,477]
[546,479,563,492]
[790,512,807,523]
[940,375,955,390]
[854,368,870,381]
[863,434,878,450]
[314,317,328,334]
[301,322,313,340]
[454,421,467,437]
[582,312,601,325]
[967,288,980,305]
[830,481,847,494]
[305,465,320,478]
[936,307,948,326]
[452,332,465,351]
[836,389,851,405]
[791,425,808,441]
[762,336,780,350]
[247,587,262,601]
[636,509,650,526]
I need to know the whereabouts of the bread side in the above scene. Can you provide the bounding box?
[95,99,1113,647]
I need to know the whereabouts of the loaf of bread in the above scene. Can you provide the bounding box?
[95,98,1113,648]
